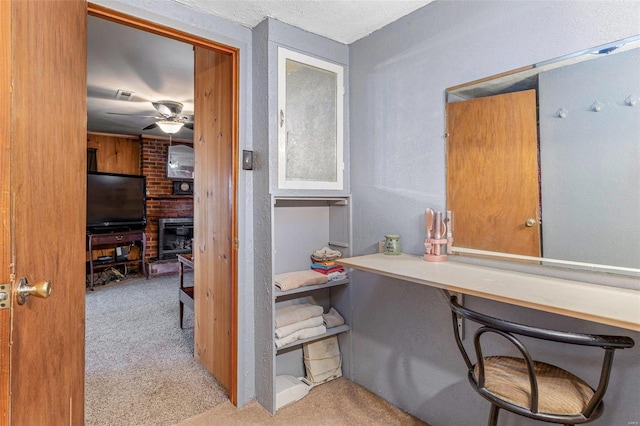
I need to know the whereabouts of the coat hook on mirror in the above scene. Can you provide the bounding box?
[555,107,568,118]
[590,101,604,112]
[625,95,638,106]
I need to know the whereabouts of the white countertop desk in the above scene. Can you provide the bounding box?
[337,253,640,332]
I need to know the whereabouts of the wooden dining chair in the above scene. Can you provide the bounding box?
[444,292,634,425]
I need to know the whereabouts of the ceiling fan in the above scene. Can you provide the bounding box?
[108,100,194,133]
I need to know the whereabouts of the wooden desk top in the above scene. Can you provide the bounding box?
[338,253,640,332]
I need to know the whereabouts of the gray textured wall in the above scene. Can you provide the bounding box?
[252,18,274,411]
[349,1,640,425]
[539,48,640,269]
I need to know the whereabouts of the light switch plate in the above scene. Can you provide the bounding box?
[242,150,254,170]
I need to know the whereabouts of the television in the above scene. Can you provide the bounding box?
[87,172,147,233]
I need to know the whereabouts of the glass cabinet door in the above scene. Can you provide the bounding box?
[277,48,344,190]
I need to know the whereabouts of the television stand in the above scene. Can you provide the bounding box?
[87,230,147,290]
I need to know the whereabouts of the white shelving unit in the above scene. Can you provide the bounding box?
[274,278,349,298]
[271,196,352,412]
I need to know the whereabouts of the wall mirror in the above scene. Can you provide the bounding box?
[446,35,640,276]
[277,47,344,190]
[167,144,194,180]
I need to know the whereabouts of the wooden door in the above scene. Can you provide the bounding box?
[193,46,237,397]
[1,1,87,425]
[446,90,540,257]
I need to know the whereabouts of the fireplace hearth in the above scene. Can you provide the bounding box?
[158,217,193,260]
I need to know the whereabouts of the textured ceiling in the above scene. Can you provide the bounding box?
[87,1,434,138]
[174,0,433,44]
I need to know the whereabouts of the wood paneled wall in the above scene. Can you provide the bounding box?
[87,132,141,175]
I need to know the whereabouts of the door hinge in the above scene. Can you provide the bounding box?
[233,237,239,250]
[0,283,10,310]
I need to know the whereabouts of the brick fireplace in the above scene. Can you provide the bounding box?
[141,137,193,263]
[158,217,194,260]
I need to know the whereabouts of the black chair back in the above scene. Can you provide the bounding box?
[443,291,634,425]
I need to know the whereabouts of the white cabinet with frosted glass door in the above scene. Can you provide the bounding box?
[277,48,345,191]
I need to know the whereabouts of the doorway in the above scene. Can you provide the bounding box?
[87,3,238,406]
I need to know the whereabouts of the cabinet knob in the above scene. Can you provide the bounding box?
[525,218,537,227]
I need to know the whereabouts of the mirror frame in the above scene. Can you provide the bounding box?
[445,35,640,277]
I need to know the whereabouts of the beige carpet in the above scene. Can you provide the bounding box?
[87,274,427,425]
[85,273,228,425]
[179,378,428,425]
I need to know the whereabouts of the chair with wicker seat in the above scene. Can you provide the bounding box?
[443,292,634,425]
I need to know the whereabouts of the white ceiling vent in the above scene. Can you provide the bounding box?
[115,89,135,101]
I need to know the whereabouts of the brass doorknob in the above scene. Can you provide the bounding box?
[525,218,537,227]
[16,278,52,305]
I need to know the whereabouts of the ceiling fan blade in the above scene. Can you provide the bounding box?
[107,112,161,118]
[143,123,158,130]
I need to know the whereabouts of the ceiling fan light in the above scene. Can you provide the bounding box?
[157,121,184,134]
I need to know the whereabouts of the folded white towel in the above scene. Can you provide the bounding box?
[275,303,324,328]
[275,315,324,339]
[275,324,327,348]
[323,307,345,328]
[326,271,347,282]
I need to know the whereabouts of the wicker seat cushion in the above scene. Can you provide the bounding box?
[473,356,594,415]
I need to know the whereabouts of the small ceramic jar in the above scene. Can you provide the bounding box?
[383,235,402,255]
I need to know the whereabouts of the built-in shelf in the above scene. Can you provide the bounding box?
[276,324,350,352]
[328,241,349,248]
[274,196,349,207]
[274,278,349,298]
[269,194,352,413]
